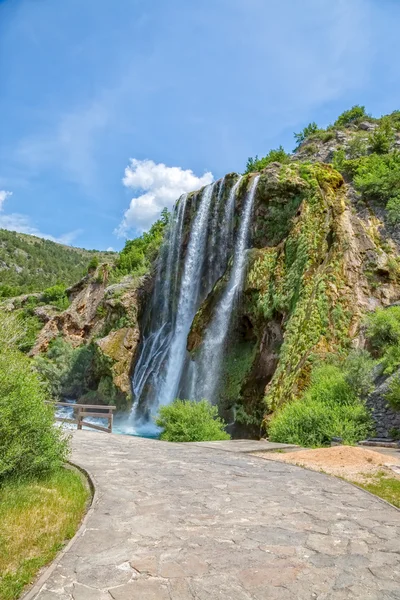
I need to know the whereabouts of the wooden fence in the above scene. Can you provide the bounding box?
[51,402,116,433]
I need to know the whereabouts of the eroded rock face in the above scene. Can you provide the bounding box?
[30,268,149,407]
[96,327,140,397]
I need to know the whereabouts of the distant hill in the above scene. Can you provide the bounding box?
[0,229,117,297]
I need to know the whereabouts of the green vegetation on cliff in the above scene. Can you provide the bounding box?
[114,209,169,277]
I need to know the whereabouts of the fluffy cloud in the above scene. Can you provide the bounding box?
[0,190,12,210]
[116,159,214,235]
[0,189,80,244]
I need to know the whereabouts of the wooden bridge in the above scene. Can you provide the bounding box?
[52,402,116,433]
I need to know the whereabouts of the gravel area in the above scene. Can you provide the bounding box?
[256,445,400,482]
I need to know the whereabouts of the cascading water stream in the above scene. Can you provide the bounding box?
[192,175,260,403]
[128,174,247,432]
[157,182,216,408]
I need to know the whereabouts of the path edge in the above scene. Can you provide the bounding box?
[21,461,98,600]
[250,451,400,513]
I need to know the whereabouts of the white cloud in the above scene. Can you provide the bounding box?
[0,190,12,211]
[0,190,81,245]
[117,159,214,235]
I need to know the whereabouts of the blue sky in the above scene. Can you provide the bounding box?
[0,0,399,250]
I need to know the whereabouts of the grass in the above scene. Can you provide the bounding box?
[0,467,90,600]
[353,470,400,509]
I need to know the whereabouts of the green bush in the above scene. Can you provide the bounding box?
[42,284,70,310]
[369,117,395,154]
[354,152,400,204]
[268,364,373,447]
[334,105,368,127]
[365,306,400,353]
[245,146,290,174]
[0,313,69,480]
[294,122,320,147]
[343,350,375,397]
[268,398,372,447]
[385,374,400,411]
[87,256,99,272]
[156,399,230,442]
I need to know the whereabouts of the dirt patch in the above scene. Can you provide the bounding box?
[255,445,400,483]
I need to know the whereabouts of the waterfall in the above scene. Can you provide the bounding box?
[130,193,188,421]
[192,175,259,403]
[128,172,255,432]
[157,182,216,408]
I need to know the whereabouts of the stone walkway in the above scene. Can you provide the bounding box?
[28,431,400,600]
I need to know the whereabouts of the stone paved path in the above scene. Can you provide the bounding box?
[29,431,400,600]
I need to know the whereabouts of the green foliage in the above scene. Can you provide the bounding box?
[34,338,95,399]
[385,374,400,411]
[268,364,373,447]
[343,350,375,397]
[294,122,320,147]
[0,229,114,297]
[114,210,169,277]
[42,284,70,311]
[87,256,99,272]
[156,399,230,442]
[334,105,368,127]
[0,312,69,481]
[365,306,400,353]
[218,341,255,409]
[244,146,290,174]
[347,134,369,159]
[369,117,395,154]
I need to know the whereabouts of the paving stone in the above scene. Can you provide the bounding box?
[72,583,111,599]
[109,579,170,599]
[32,431,400,599]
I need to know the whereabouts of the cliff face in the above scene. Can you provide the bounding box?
[188,162,400,436]
[29,267,150,408]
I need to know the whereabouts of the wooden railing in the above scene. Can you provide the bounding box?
[51,402,116,433]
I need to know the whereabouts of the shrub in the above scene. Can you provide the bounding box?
[0,313,69,480]
[87,256,99,272]
[42,284,69,310]
[343,350,375,397]
[268,398,372,447]
[365,306,400,354]
[347,134,369,159]
[385,374,400,411]
[334,105,368,127]
[268,364,373,447]
[369,117,395,154]
[245,146,290,174]
[353,152,400,204]
[387,195,400,225]
[156,399,230,442]
[294,122,320,147]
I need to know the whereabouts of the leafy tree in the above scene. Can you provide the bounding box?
[334,105,368,127]
[293,122,320,147]
[365,306,400,354]
[385,374,400,411]
[156,399,230,442]
[245,146,290,174]
[369,117,395,154]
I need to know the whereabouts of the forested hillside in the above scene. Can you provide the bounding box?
[0,229,116,297]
